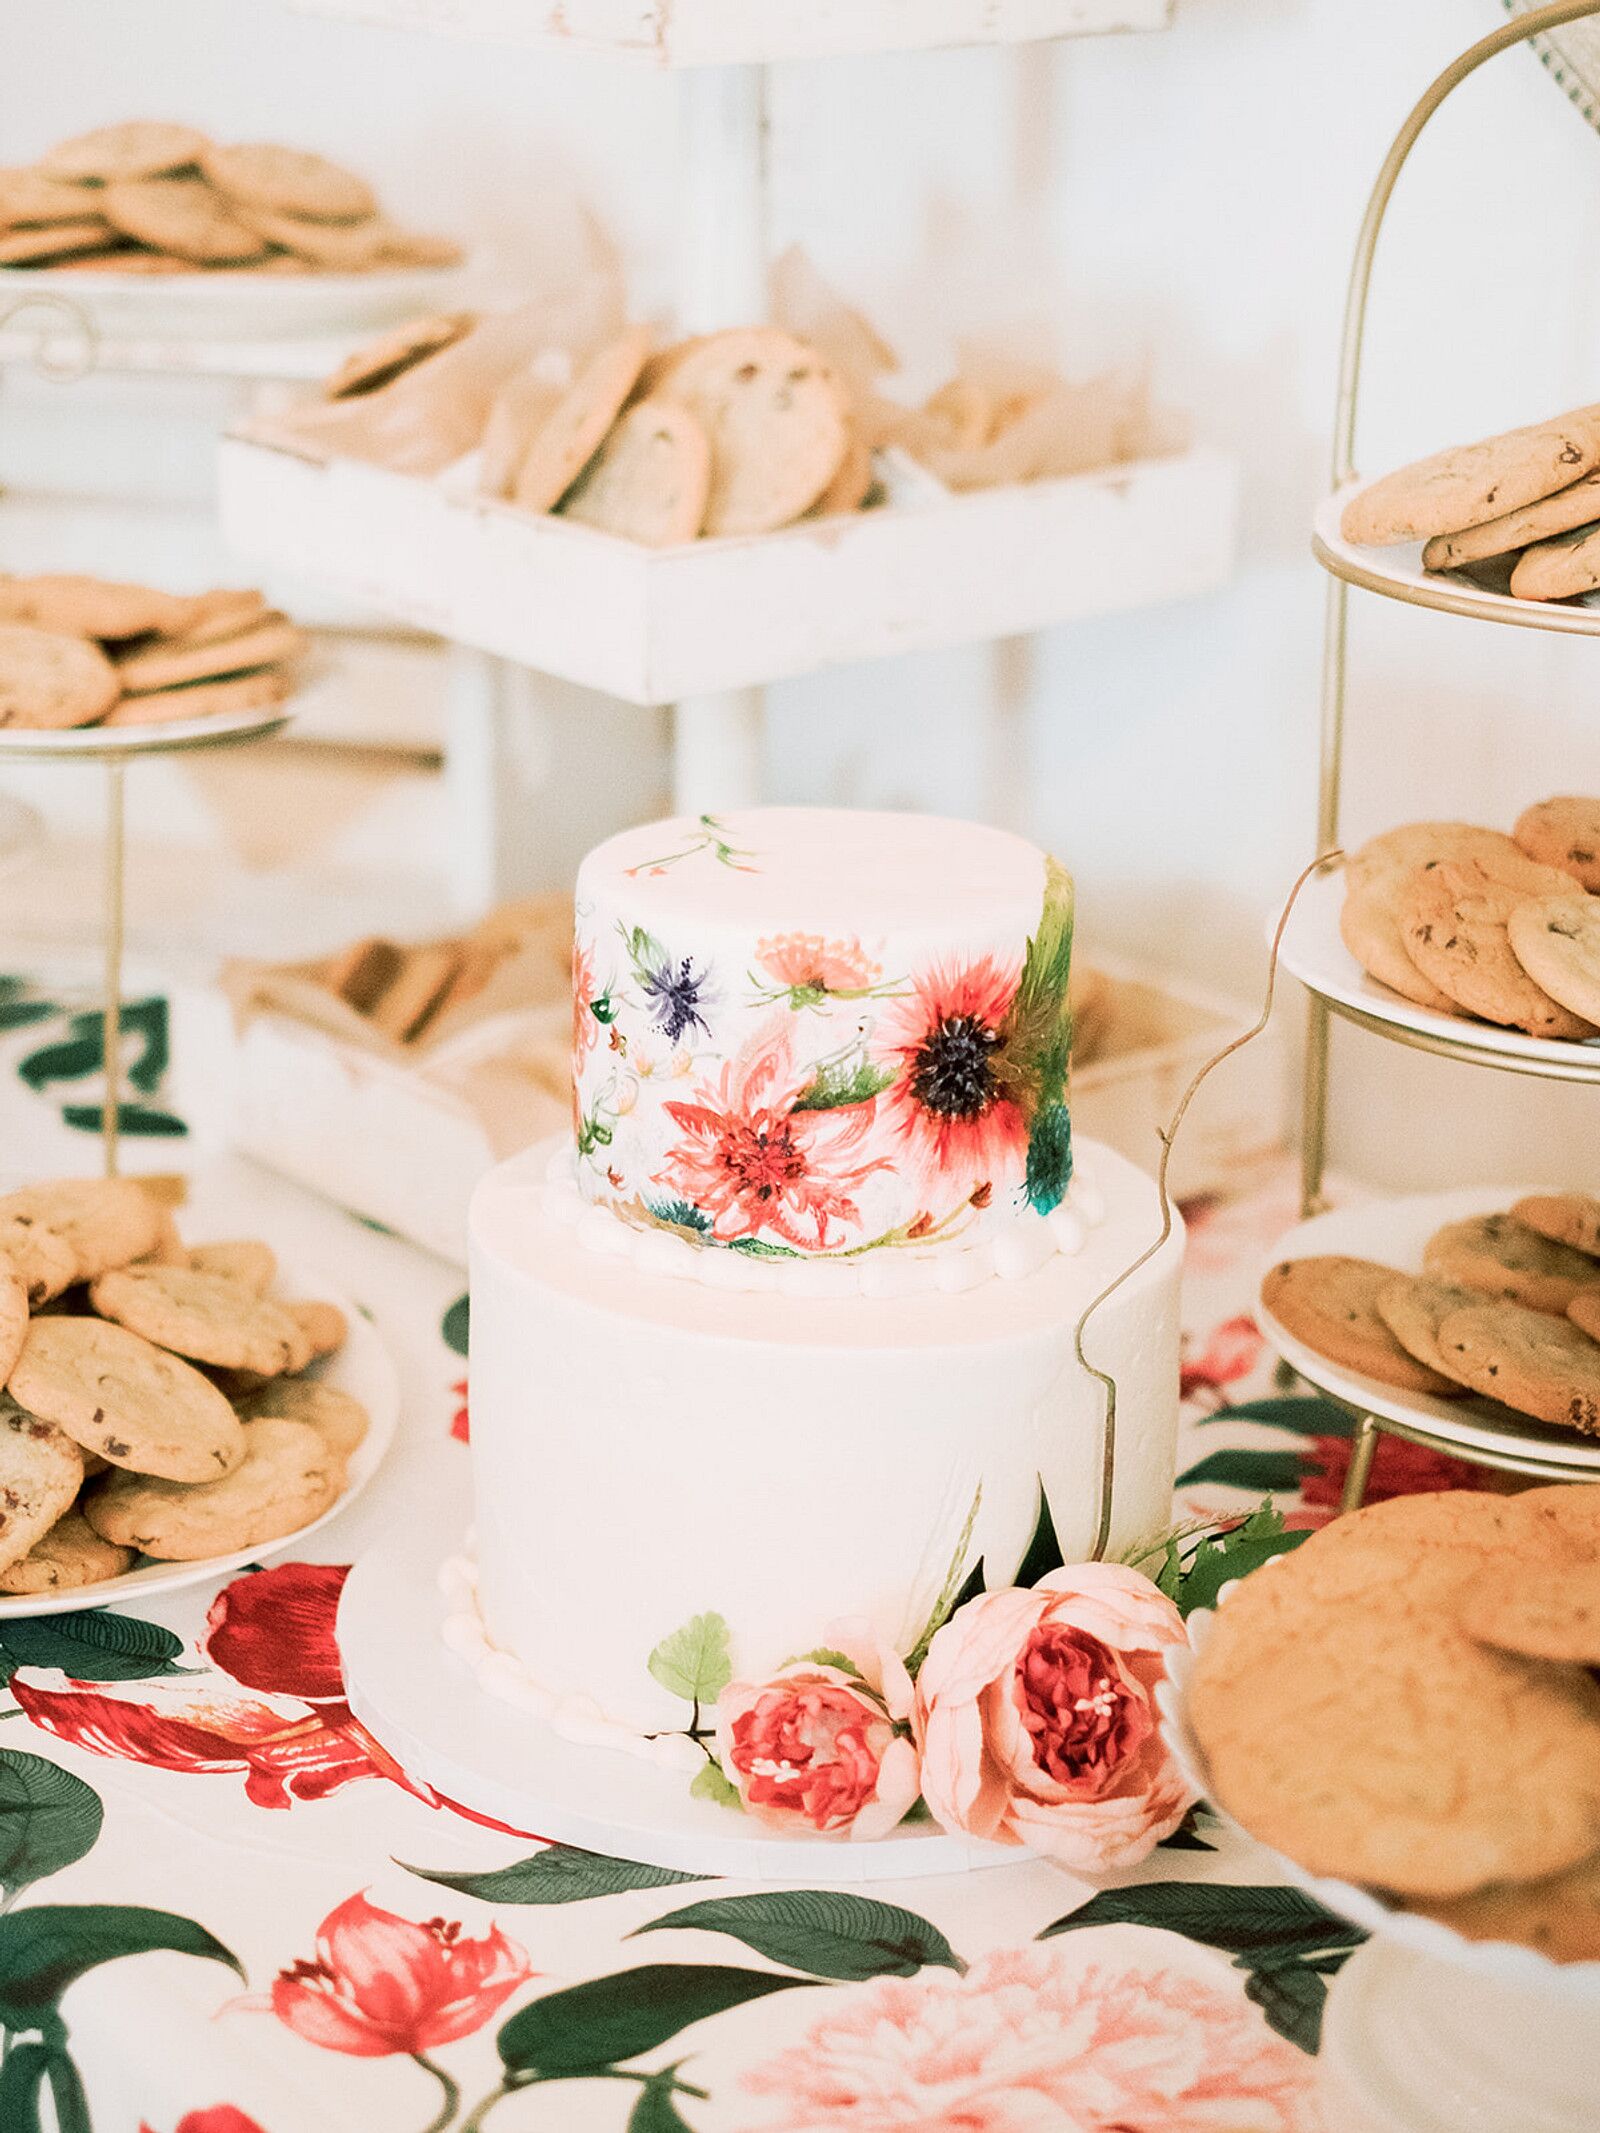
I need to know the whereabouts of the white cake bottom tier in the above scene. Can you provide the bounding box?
[467,1135,1183,1738]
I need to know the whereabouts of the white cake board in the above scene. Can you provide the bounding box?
[338,1472,1026,1883]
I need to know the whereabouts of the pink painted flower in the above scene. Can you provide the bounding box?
[872,958,1023,1197]
[756,934,882,998]
[240,1892,530,2059]
[1181,1312,1266,1405]
[741,1944,1321,2132]
[572,938,600,1062]
[659,1019,890,1250]
[717,1621,920,1840]
[451,1377,470,1443]
[915,1564,1195,1870]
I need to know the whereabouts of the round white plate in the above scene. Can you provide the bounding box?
[0,262,462,345]
[339,1465,1024,1883]
[1313,487,1600,638]
[0,703,292,763]
[0,1249,398,1617]
[1275,864,1600,1078]
[1258,1187,1600,1473]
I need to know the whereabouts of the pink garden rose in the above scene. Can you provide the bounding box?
[915,1563,1194,1869]
[717,1621,921,1840]
[741,1944,1321,2132]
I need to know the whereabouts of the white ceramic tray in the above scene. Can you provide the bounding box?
[1313,487,1600,639]
[1258,1187,1600,1475]
[0,1248,398,1617]
[339,1461,1023,1882]
[0,701,293,763]
[219,435,1238,702]
[287,0,1170,62]
[0,262,462,346]
[1275,862,1600,1082]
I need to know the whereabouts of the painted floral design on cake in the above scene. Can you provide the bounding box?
[572,814,1077,1260]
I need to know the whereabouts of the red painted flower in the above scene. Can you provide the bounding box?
[451,1377,470,1443]
[1180,1313,1266,1405]
[143,2112,269,2133]
[872,958,1023,1196]
[243,1892,530,2059]
[206,1561,348,1702]
[658,1018,890,1250]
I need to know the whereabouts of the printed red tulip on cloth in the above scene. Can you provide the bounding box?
[716,1621,920,1839]
[740,1945,1321,2133]
[11,1560,430,1811]
[657,1018,889,1249]
[915,1563,1195,1869]
[1180,1313,1266,1404]
[236,1891,531,2058]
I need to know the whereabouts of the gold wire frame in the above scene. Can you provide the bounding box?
[1297,0,1600,1508]
[1301,0,1600,1220]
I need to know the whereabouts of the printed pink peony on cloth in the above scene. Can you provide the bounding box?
[915,1563,1195,1869]
[237,1891,531,2059]
[741,1944,1321,2133]
[717,1621,921,1840]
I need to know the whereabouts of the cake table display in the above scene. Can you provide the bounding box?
[340,805,1187,1875]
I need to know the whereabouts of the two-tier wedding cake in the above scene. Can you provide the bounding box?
[459,806,1183,1770]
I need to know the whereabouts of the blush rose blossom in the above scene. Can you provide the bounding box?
[915,1563,1195,1869]
[236,1891,531,2059]
[741,1944,1321,2133]
[717,1621,921,1840]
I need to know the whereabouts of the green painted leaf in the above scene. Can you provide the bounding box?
[0,1904,243,2026]
[0,1002,58,1032]
[441,1295,470,1356]
[1203,1396,1353,1438]
[398,1845,709,1904]
[792,1058,897,1113]
[0,1610,189,1690]
[725,1237,800,1259]
[1014,1484,1065,1588]
[0,2039,51,2133]
[61,1104,186,1138]
[1246,1956,1341,2054]
[688,1762,741,1809]
[497,1964,815,2077]
[648,1615,732,1705]
[1024,1101,1072,1215]
[646,1199,713,1237]
[634,1891,965,1981]
[0,1753,102,1898]
[628,2073,696,2133]
[1178,1527,1310,1615]
[1037,1882,1365,1962]
[1175,1448,1308,1493]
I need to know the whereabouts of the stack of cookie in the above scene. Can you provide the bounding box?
[0,574,304,731]
[1263,1193,1600,1433]
[1341,401,1600,603]
[0,1175,367,1592]
[0,122,459,277]
[1339,806,1600,1039]
[1190,1486,1600,1962]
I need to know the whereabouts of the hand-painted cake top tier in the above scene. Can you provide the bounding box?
[570,807,1075,1266]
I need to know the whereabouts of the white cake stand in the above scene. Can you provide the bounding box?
[337,1463,1024,1883]
[1159,1618,1600,2133]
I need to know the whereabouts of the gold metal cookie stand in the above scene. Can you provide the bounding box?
[0,708,292,1176]
[1296,0,1600,1509]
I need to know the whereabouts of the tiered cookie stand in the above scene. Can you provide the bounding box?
[1275,0,1600,1515]
[223,1,1237,895]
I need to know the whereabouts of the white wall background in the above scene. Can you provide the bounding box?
[4,0,1600,1188]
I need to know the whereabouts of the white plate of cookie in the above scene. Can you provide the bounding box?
[1258,1187,1600,1473]
[0,1176,397,1615]
[1277,808,1600,1075]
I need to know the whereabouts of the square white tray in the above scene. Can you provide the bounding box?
[219,433,1237,702]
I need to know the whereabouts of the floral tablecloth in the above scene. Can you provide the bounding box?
[0,976,1483,2133]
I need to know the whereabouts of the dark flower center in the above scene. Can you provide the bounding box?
[910,1013,1001,1119]
[643,957,711,1044]
[718,1119,807,1201]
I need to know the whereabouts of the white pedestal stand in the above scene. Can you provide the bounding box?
[1318,1938,1600,2133]
[337,1467,1023,1883]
